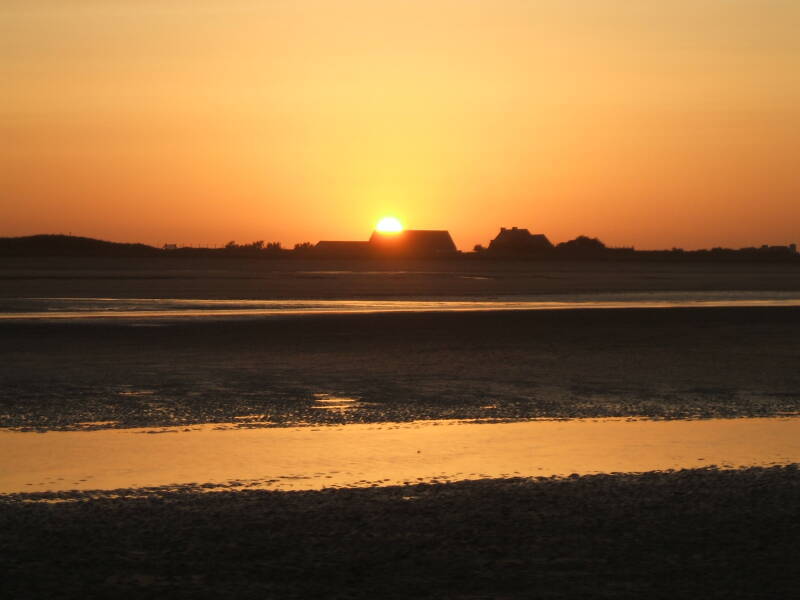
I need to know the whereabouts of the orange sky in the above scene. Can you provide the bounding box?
[2,1,799,250]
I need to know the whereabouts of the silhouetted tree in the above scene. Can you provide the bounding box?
[294,242,313,251]
[553,236,608,259]
[556,236,606,254]
[473,244,486,253]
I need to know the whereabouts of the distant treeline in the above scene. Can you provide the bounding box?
[1,234,798,262]
[474,235,800,262]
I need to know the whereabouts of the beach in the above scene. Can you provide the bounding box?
[3,257,800,300]
[2,258,799,598]
[4,467,799,598]
[2,306,800,430]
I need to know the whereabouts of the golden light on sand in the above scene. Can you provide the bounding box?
[376,217,403,233]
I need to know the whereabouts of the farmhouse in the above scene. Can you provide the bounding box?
[488,227,553,253]
[369,230,457,256]
[314,229,458,258]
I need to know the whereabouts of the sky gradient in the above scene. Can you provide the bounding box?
[2,0,799,250]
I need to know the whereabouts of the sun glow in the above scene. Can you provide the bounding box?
[376,217,404,233]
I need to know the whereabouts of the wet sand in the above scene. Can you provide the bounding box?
[4,466,799,598]
[3,257,800,300]
[3,261,800,597]
[2,417,799,494]
[3,306,800,429]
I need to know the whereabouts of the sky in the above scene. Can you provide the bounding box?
[2,0,799,250]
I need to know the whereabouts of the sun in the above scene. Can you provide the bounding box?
[375,216,403,233]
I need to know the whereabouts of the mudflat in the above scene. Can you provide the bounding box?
[3,258,800,599]
[2,256,800,299]
[2,306,799,430]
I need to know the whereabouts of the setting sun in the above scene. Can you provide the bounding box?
[376,217,404,233]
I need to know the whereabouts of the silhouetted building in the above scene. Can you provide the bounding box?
[312,229,458,258]
[369,230,458,257]
[488,227,553,253]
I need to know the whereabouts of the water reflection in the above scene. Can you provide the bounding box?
[1,417,798,494]
[311,393,365,413]
[1,291,800,320]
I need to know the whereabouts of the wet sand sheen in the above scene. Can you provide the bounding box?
[3,294,800,321]
[2,417,798,494]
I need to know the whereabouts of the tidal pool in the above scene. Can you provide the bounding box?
[1,417,798,494]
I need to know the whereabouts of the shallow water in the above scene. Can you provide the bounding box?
[2,291,800,321]
[2,417,798,494]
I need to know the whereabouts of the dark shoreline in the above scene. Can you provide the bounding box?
[2,306,800,431]
[3,257,800,300]
[3,465,799,599]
